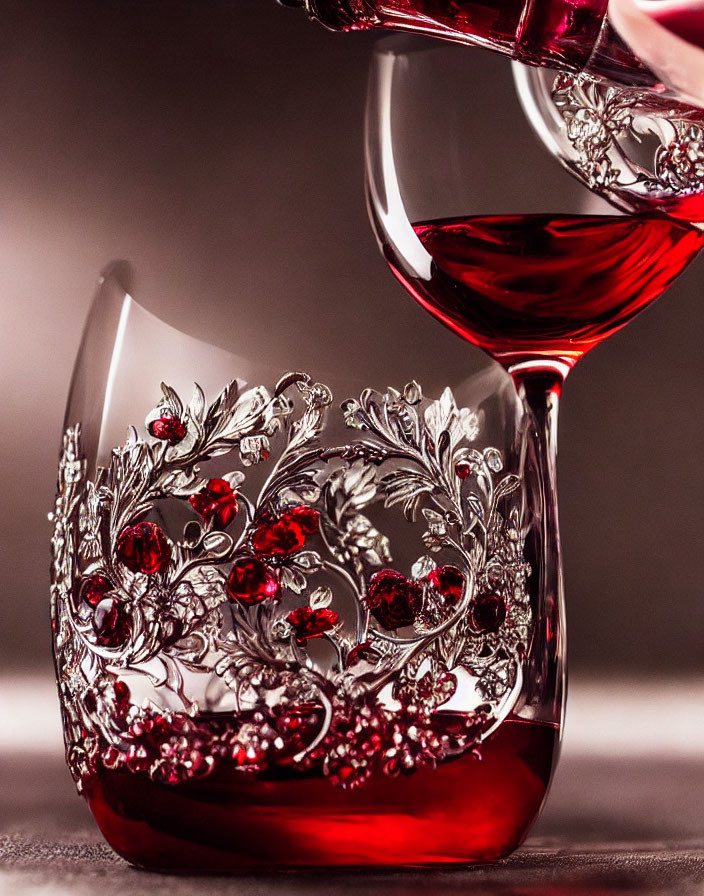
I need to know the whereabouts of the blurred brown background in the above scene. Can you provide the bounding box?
[1,0,702,676]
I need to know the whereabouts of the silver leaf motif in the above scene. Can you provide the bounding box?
[309,586,333,609]
[51,374,531,794]
[552,72,704,209]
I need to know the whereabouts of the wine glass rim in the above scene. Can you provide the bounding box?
[89,261,506,398]
[89,261,329,385]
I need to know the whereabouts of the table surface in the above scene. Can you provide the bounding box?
[2,678,703,896]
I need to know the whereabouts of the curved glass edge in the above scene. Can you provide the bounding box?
[64,263,261,476]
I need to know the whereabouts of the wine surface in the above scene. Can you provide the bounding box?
[86,716,557,870]
[394,213,704,370]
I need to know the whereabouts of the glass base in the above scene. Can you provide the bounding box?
[85,717,558,870]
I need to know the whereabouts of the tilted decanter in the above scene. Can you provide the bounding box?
[281,0,699,92]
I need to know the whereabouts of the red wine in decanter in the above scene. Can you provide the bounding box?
[290,0,658,86]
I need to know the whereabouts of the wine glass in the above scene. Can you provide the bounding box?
[365,35,704,830]
[516,61,704,223]
[52,262,559,868]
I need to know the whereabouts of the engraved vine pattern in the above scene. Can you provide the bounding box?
[51,374,531,791]
[551,73,704,209]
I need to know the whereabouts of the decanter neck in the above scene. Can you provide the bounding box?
[285,0,659,90]
[298,0,378,30]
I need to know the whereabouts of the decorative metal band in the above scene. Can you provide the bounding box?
[50,373,531,792]
[551,72,704,204]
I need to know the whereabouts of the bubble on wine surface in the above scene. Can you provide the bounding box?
[513,64,704,224]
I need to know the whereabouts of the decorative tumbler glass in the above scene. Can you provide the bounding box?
[50,264,564,869]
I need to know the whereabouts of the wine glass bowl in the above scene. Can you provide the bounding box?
[366,40,704,377]
[365,39,704,858]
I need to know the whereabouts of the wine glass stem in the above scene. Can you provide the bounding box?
[514,370,566,730]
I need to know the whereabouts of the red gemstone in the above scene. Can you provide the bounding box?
[251,505,320,557]
[346,640,378,667]
[189,478,239,529]
[92,597,130,647]
[148,413,187,445]
[276,704,320,736]
[471,593,507,633]
[231,743,266,768]
[424,565,466,607]
[455,461,471,480]
[101,745,123,769]
[286,606,339,645]
[80,573,112,607]
[416,669,458,706]
[125,744,153,773]
[116,522,171,575]
[226,556,280,605]
[365,569,423,630]
[273,704,323,761]
[113,680,132,715]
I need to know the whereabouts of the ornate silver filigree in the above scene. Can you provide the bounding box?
[551,73,704,211]
[51,373,532,791]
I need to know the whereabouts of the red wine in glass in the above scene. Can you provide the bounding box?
[366,40,704,865]
[87,715,557,869]
[393,212,704,372]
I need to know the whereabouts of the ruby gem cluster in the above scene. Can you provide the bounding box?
[51,372,531,792]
